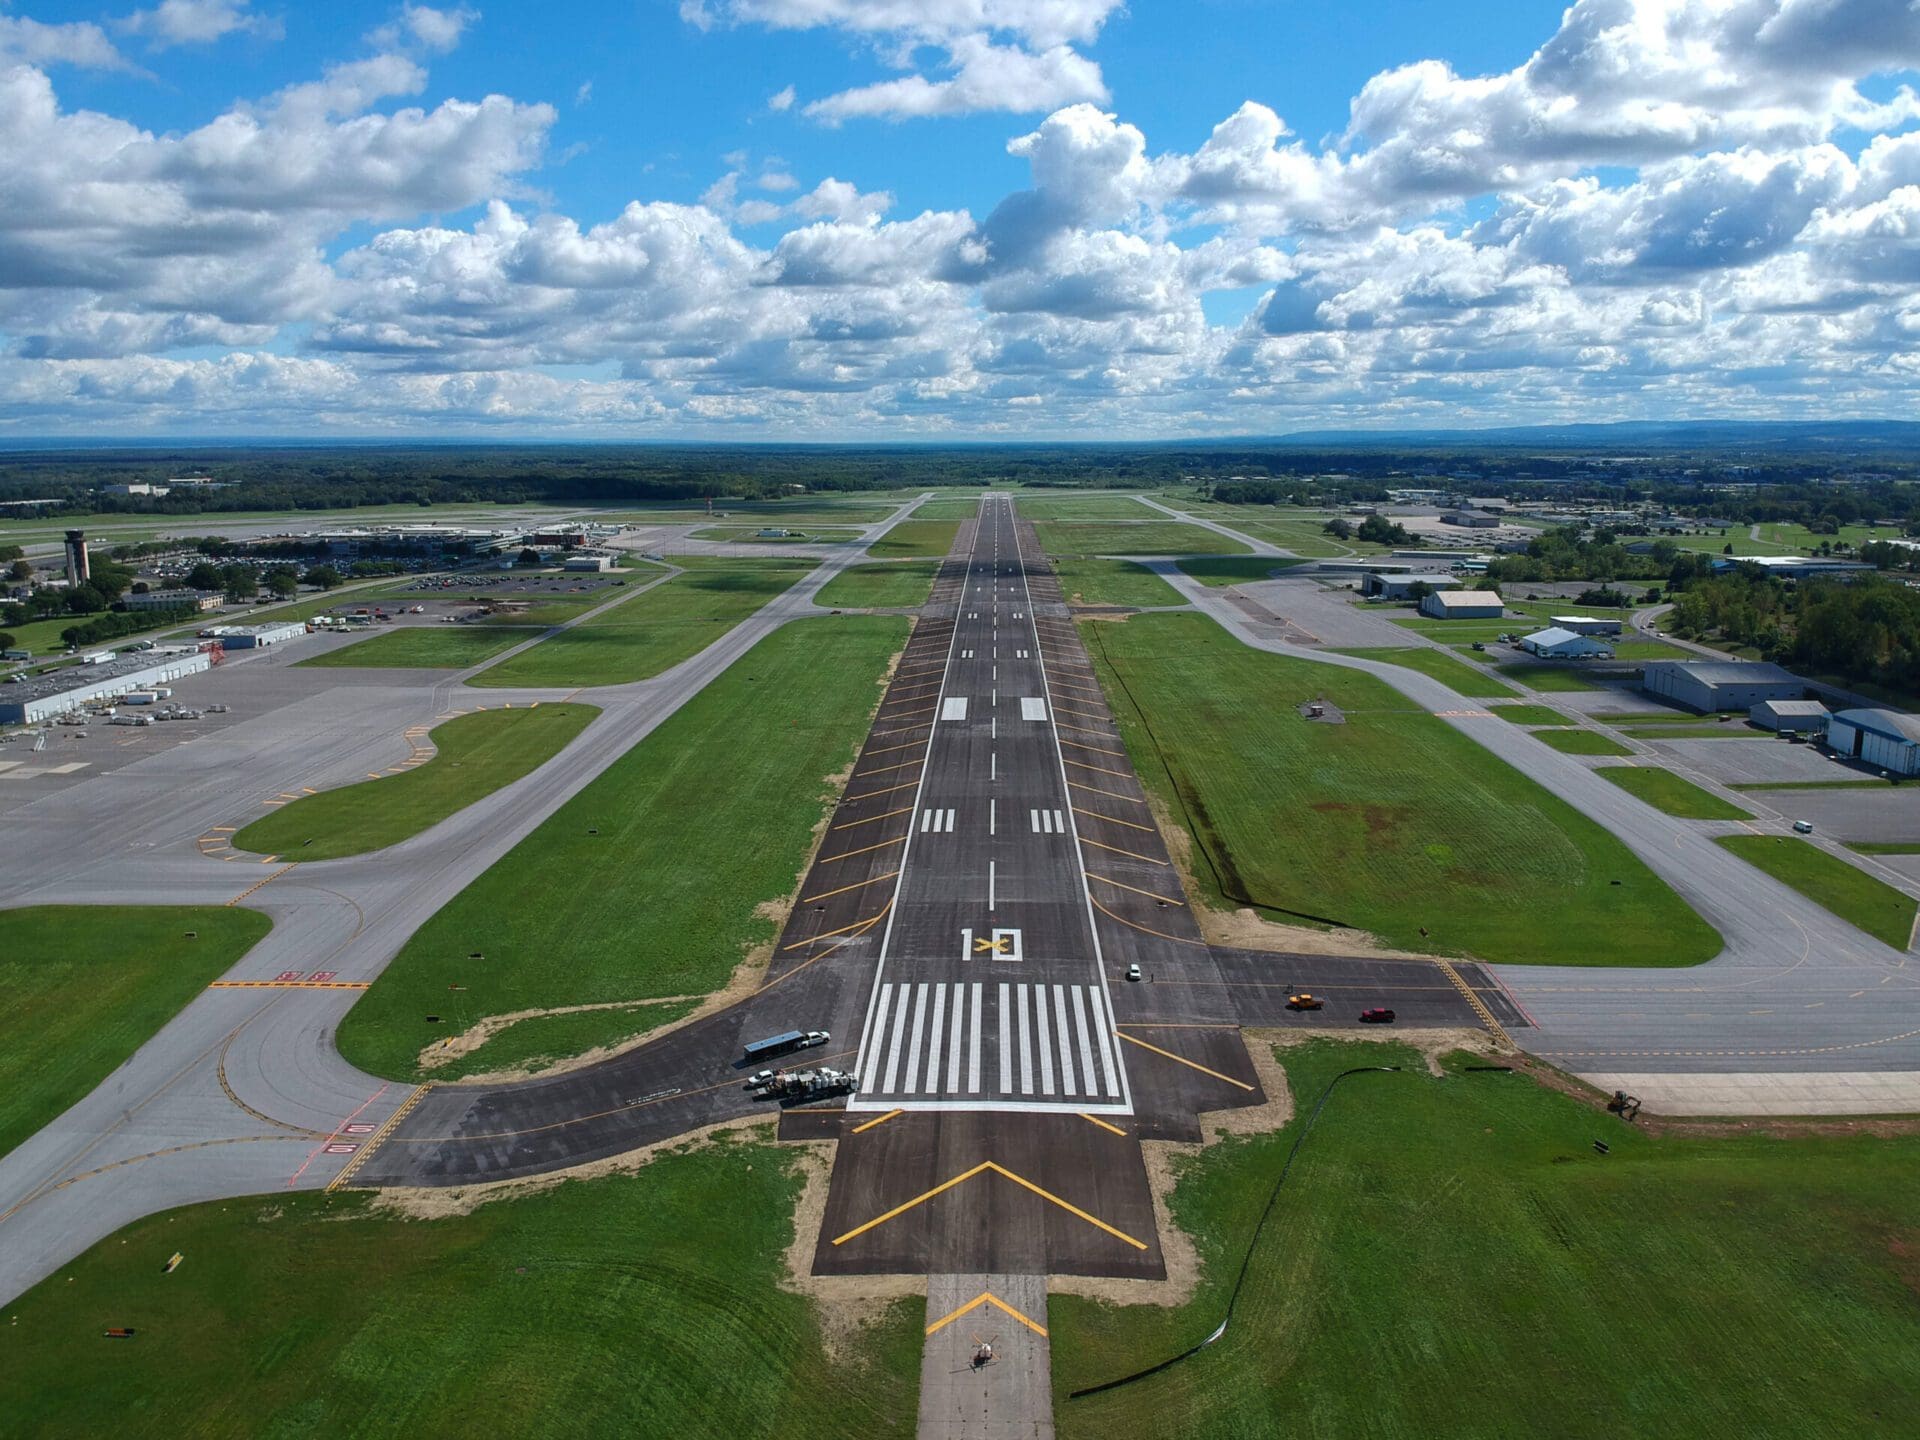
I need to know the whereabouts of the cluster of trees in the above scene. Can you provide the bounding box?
[1324,514,1413,545]
[1666,571,1920,695]
[55,604,198,650]
[1483,526,1673,583]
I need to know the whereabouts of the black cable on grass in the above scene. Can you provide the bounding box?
[1067,1064,1402,1401]
[1082,622,1352,931]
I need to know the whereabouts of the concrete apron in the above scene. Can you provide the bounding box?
[919,1273,1054,1440]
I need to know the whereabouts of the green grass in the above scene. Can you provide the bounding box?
[1015,494,1156,519]
[866,519,960,558]
[814,561,939,610]
[1032,520,1250,557]
[1591,710,1716,723]
[1084,614,1717,965]
[1716,835,1918,949]
[1531,728,1634,756]
[0,907,272,1160]
[296,625,543,669]
[1053,1039,1920,1439]
[1487,703,1569,725]
[1337,646,1520,699]
[231,704,599,862]
[1848,842,1920,855]
[471,561,809,689]
[1234,518,1367,557]
[0,1138,921,1439]
[1596,765,1752,819]
[1612,638,1695,660]
[1495,663,1613,691]
[1173,556,1309,587]
[426,998,698,1080]
[338,616,908,1080]
[1048,555,1182,607]
[689,525,864,543]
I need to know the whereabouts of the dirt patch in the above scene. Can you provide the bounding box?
[775,1138,925,1357]
[417,996,700,1075]
[369,1116,774,1222]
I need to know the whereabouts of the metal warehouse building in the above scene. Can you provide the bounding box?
[1551,615,1624,636]
[1751,699,1830,734]
[1361,571,1459,600]
[0,649,212,725]
[1641,660,1804,713]
[1519,626,1614,659]
[200,621,307,650]
[1419,588,1504,619]
[1828,709,1920,776]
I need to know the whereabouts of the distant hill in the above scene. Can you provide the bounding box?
[1263,420,1920,451]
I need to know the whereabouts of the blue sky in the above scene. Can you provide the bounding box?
[4,0,1920,436]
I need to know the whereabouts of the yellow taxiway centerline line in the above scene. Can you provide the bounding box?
[850,1108,904,1134]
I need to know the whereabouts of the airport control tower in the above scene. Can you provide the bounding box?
[64,530,89,585]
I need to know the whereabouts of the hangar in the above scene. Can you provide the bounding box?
[1551,615,1624,636]
[0,649,212,725]
[1420,588,1504,619]
[1751,699,1829,734]
[1641,660,1804,713]
[1361,571,1459,600]
[1828,709,1920,776]
[1519,626,1614,659]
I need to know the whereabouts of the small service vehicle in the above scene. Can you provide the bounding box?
[1359,1008,1397,1024]
[1792,819,1814,834]
[1286,993,1324,1011]
[1125,964,1142,982]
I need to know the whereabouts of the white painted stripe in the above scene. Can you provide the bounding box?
[1051,985,1076,1096]
[921,809,933,833]
[923,984,947,1095]
[902,983,930,1093]
[946,985,964,1093]
[989,799,996,835]
[881,984,910,1093]
[940,697,968,722]
[1034,986,1056,1096]
[1016,984,1034,1096]
[860,982,894,1089]
[1071,986,1098,1101]
[1030,808,1040,833]
[1091,985,1122,1099]
[998,982,1012,1094]
[988,860,995,910]
[968,982,983,1093]
[1021,697,1047,721]
[1053,809,1064,832]
[946,808,956,831]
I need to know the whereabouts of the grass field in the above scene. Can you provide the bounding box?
[338,616,908,1080]
[866,519,960,558]
[1731,779,1902,791]
[297,625,544,669]
[1015,494,1155,519]
[231,704,599,862]
[1174,556,1309,587]
[815,560,939,609]
[1487,703,1570,725]
[1849,841,1920,855]
[1032,520,1250,557]
[1337,646,1520,698]
[471,560,809,689]
[689,525,864,543]
[1053,1039,1920,1439]
[1234,517,1367,557]
[1048,555,1182,606]
[1596,765,1752,819]
[0,907,272,1160]
[1085,614,1717,965]
[1620,726,1772,740]
[1717,835,1918,949]
[1496,663,1613,691]
[1532,728,1634,756]
[0,1138,921,1439]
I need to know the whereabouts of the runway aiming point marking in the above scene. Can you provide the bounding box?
[940,697,969,722]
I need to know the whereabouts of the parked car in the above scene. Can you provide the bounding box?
[1359,1008,1397,1024]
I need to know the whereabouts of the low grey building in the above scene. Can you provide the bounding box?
[1519,626,1614,659]
[1828,709,1920,776]
[1550,615,1625,636]
[1360,571,1459,600]
[1751,699,1830,734]
[1641,660,1804,713]
[0,648,212,725]
[1419,588,1504,620]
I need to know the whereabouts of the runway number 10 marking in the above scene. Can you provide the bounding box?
[961,927,1023,963]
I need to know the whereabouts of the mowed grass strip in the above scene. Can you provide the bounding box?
[1496,662,1612,691]
[1033,520,1250,557]
[337,616,909,1080]
[815,560,939,609]
[1596,765,1752,819]
[1716,835,1918,949]
[1085,614,1716,965]
[231,704,599,862]
[866,519,961,558]
[1052,1039,1920,1439]
[0,907,271,1159]
[1015,494,1158,519]
[1532,728,1635,756]
[0,1139,922,1440]
[1488,703,1570,725]
[1049,555,1182,607]
[297,625,545,669]
[472,560,810,688]
[1336,646,1520,699]
[1175,556,1309,587]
